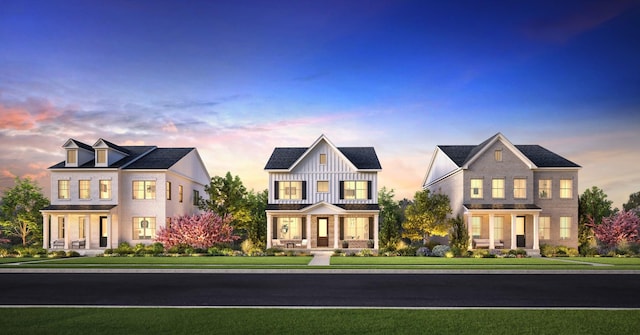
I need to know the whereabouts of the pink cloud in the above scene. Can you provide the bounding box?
[0,98,61,130]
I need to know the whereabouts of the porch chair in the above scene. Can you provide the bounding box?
[52,239,65,248]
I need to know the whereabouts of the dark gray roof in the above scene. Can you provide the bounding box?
[438,144,580,168]
[265,147,381,170]
[42,205,117,211]
[464,204,541,210]
[266,204,379,211]
[70,139,94,152]
[336,204,380,211]
[125,148,195,169]
[100,139,131,154]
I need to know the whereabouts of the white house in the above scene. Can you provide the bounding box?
[40,138,210,254]
[423,133,581,253]
[264,135,382,250]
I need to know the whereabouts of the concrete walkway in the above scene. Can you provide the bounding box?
[308,251,333,266]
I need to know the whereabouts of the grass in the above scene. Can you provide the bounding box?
[2,255,313,267]
[0,308,638,335]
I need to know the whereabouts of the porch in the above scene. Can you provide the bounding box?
[41,205,118,253]
[464,204,542,252]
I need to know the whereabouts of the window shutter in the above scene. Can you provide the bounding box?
[302,181,307,200]
[339,217,344,240]
[339,181,344,200]
[274,181,279,200]
[369,217,374,239]
[272,217,278,239]
[367,181,372,200]
[302,217,306,238]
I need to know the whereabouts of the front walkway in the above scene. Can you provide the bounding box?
[308,251,333,266]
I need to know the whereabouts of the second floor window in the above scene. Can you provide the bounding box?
[276,181,304,200]
[317,181,329,193]
[342,181,370,200]
[513,178,527,199]
[166,181,172,200]
[470,179,483,199]
[99,180,111,199]
[79,180,90,199]
[58,180,70,199]
[133,181,156,199]
[179,185,183,202]
[492,178,505,199]
[560,179,573,199]
[539,179,552,199]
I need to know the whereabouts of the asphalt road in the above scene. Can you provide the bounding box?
[2,273,639,308]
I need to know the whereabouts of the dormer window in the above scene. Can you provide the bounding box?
[67,149,77,165]
[96,149,107,165]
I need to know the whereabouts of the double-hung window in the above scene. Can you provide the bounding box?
[345,217,369,240]
[492,178,505,199]
[539,179,552,199]
[470,179,483,199]
[494,216,504,240]
[539,217,550,240]
[560,217,571,239]
[79,180,90,199]
[99,180,111,199]
[277,217,301,239]
[342,181,369,200]
[133,181,156,199]
[560,179,573,199]
[472,217,481,238]
[277,181,303,200]
[513,178,526,199]
[58,180,70,200]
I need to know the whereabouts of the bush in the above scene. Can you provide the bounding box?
[357,248,374,257]
[151,242,165,255]
[49,251,66,258]
[333,249,343,256]
[103,248,113,255]
[431,245,450,257]
[396,246,417,256]
[115,242,133,255]
[415,247,430,257]
[241,239,254,254]
[540,244,557,257]
[66,250,81,257]
[472,249,489,258]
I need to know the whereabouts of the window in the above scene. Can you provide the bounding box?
[513,178,527,199]
[560,217,571,239]
[58,217,65,238]
[345,217,369,240]
[79,180,90,199]
[166,217,172,230]
[133,217,156,240]
[492,178,505,199]
[132,181,156,199]
[96,149,107,164]
[58,180,70,199]
[472,216,482,238]
[494,149,502,162]
[560,179,573,199]
[317,181,329,193]
[539,217,550,240]
[99,180,111,199]
[67,149,77,164]
[193,190,200,206]
[166,181,171,200]
[278,181,303,200]
[494,216,504,240]
[179,185,183,203]
[277,217,301,240]
[343,181,368,200]
[539,179,552,199]
[319,153,327,165]
[79,217,86,239]
[470,179,483,199]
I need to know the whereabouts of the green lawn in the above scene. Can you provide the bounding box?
[1,308,638,335]
[3,255,312,267]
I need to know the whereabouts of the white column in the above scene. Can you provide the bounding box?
[64,214,70,249]
[466,213,473,250]
[333,214,339,249]
[510,214,517,249]
[266,213,272,248]
[107,215,113,249]
[489,213,495,250]
[42,214,49,249]
[373,214,379,250]
[84,215,90,249]
[533,213,540,250]
[306,214,311,249]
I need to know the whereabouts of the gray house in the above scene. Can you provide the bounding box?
[422,133,580,253]
[265,135,382,250]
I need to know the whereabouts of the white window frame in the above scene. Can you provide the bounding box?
[539,179,552,199]
[560,217,571,239]
[133,181,156,200]
[279,181,303,200]
[319,153,327,165]
[58,180,70,200]
[277,217,301,240]
[79,180,90,200]
[345,217,368,240]
[472,216,482,238]
[99,180,111,199]
[317,181,329,193]
[344,181,368,200]
[492,178,505,199]
[513,178,527,199]
[494,216,504,240]
[96,149,107,165]
[133,217,156,240]
[539,217,550,240]
[470,178,483,199]
[560,179,573,199]
[494,149,502,162]
[166,181,172,200]
[67,149,77,164]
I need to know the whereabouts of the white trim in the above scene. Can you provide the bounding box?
[462,133,537,170]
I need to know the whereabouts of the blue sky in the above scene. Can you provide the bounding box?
[1,0,639,208]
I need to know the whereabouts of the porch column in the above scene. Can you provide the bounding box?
[466,213,473,250]
[533,213,540,250]
[42,213,49,249]
[64,214,70,249]
[373,214,379,250]
[84,215,90,249]
[306,214,311,248]
[488,213,495,250]
[333,214,339,249]
[266,213,272,248]
[510,214,517,249]
[107,215,113,249]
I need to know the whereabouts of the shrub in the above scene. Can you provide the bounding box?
[151,242,164,255]
[472,249,489,258]
[103,248,113,255]
[357,248,374,257]
[66,250,81,257]
[431,245,450,257]
[540,244,557,257]
[396,246,417,256]
[415,247,430,257]
[115,242,133,255]
[155,212,239,250]
[241,239,254,254]
[49,251,66,258]
[333,249,343,256]
[247,247,265,256]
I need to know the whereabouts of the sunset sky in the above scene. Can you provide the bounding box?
[1,0,639,208]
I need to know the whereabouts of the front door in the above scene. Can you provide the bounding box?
[99,216,108,248]
[317,218,329,247]
[516,216,526,248]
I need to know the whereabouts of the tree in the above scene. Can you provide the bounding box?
[449,215,469,254]
[199,172,251,228]
[0,177,50,246]
[623,191,640,215]
[245,189,268,248]
[155,212,239,249]
[378,187,402,249]
[578,186,615,254]
[402,189,452,244]
[587,210,640,251]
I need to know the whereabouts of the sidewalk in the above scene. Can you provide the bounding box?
[308,251,333,266]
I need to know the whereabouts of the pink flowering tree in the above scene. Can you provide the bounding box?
[588,210,640,251]
[155,212,239,250]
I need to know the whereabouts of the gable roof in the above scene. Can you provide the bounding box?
[437,133,580,169]
[63,139,94,152]
[94,138,131,155]
[124,148,195,169]
[264,135,381,171]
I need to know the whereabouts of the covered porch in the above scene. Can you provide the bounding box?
[41,205,117,254]
[266,202,379,250]
[464,204,542,253]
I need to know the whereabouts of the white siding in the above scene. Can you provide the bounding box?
[424,148,459,187]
